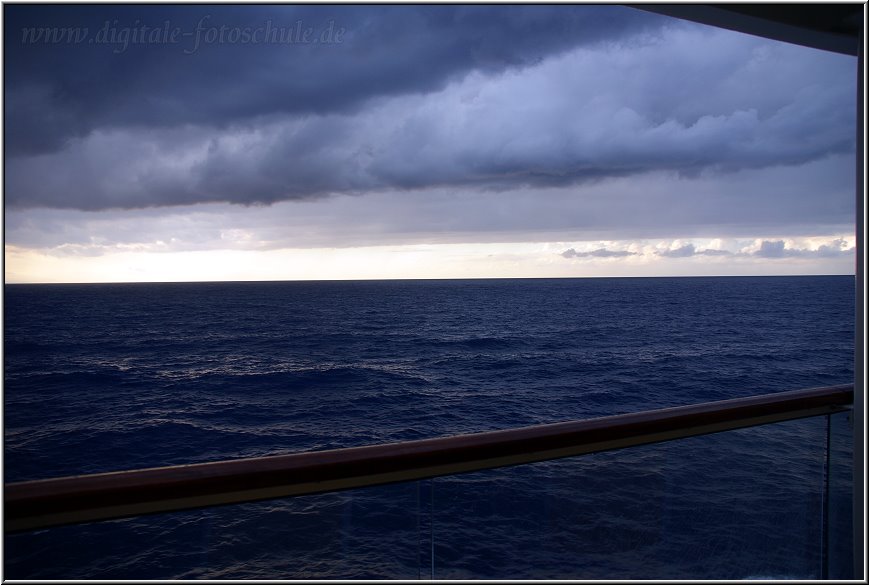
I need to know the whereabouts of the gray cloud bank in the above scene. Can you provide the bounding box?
[656,244,734,258]
[562,248,636,258]
[753,238,855,258]
[561,239,855,261]
[4,154,855,254]
[4,5,857,212]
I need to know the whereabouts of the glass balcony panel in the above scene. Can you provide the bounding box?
[3,480,424,580]
[5,408,852,579]
[826,410,855,579]
[430,415,835,579]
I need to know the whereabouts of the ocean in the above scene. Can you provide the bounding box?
[2,276,855,579]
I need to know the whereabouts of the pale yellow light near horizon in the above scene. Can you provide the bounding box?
[4,244,503,283]
[5,243,557,283]
[4,238,856,284]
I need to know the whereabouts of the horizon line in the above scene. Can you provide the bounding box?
[3,273,857,286]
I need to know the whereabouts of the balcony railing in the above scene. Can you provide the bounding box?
[4,383,853,534]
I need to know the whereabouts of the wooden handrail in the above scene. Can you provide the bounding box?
[4,384,853,533]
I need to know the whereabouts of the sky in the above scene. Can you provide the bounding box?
[2,5,859,283]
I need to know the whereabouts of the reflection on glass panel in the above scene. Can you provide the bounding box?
[4,480,422,579]
[431,416,833,579]
[826,410,854,579]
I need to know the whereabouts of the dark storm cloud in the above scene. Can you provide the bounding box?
[3,4,661,156]
[3,5,857,212]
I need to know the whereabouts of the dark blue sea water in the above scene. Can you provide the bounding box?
[3,276,855,579]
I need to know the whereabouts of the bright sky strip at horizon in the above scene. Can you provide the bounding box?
[2,5,858,283]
